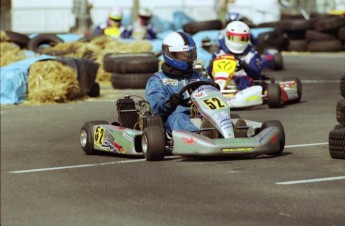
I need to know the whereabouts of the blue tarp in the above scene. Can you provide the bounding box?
[0,55,56,104]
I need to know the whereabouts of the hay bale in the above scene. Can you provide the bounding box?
[0,42,25,67]
[0,30,9,42]
[27,60,80,103]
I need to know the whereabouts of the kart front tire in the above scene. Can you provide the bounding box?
[267,83,282,108]
[261,120,285,155]
[80,120,108,155]
[142,126,165,161]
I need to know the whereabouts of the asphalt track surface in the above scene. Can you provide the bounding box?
[1,53,345,226]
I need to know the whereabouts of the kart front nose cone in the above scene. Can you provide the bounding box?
[80,130,87,147]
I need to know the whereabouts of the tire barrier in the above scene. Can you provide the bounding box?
[103,52,159,89]
[328,76,345,159]
[57,57,100,97]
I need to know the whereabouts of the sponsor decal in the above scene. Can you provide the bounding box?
[195,85,218,93]
[259,127,275,144]
[216,112,232,128]
[101,141,125,154]
[95,126,105,145]
[222,147,254,152]
[193,92,205,98]
[247,95,260,102]
[163,78,178,86]
[182,137,196,144]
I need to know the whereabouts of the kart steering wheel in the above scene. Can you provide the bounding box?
[176,81,220,107]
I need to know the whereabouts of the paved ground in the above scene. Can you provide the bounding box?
[1,53,345,226]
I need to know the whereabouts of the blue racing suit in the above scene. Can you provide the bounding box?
[146,69,209,133]
[207,37,262,90]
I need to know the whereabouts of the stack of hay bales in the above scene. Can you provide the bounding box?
[27,61,80,104]
[0,31,26,67]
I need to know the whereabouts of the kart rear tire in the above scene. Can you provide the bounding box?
[200,119,220,139]
[267,83,282,108]
[80,120,108,155]
[142,126,165,161]
[261,120,285,154]
[328,128,345,159]
[282,77,302,103]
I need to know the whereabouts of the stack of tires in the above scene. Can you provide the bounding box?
[328,75,345,159]
[103,52,159,89]
[282,16,345,52]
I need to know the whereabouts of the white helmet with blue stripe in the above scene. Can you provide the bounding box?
[162,32,197,72]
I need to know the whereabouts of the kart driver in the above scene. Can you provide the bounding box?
[145,32,212,134]
[207,20,263,90]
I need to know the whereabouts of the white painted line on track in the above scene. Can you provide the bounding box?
[285,142,328,148]
[276,176,345,185]
[300,80,340,83]
[8,159,146,174]
[7,142,328,174]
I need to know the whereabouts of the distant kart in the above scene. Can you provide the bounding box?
[80,81,285,161]
[211,54,302,109]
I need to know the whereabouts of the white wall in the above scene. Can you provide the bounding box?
[11,0,217,34]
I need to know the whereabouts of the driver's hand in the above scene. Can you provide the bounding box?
[169,93,184,108]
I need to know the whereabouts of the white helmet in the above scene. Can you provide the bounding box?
[109,7,122,21]
[225,21,250,54]
[138,7,152,19]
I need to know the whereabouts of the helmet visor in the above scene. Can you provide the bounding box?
[226,31,249,44]
[167,45,197,62]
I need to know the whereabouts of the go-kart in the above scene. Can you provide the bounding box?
[211,54,302,109]
[80,81,285,161]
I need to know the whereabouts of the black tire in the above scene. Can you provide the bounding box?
[27,34,64,53]
[200,119,220,139]
[307,40,343,52]
[267,83,282,108]
[287,39,307,51]
[261,120,285,154]
[103,52,158,73]
[183,20,224,35]
[142,126,165,161]
[88,82,100,97]
[273,52,284,70]
[80,120,109,155]
[57,57,100,98]
[340,75,345,98]
[280,19,314,31]
[111,73,152,89]
[336,99,345,126]
[334,124,344,130]
[230,113,241,119]
[313,17,345,32]
[328,128,345,159]
[4,30,30,48]
[338,27,345,41]
[282,77,302,103]
[305,30,336,41]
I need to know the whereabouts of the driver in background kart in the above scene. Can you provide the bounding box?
[207,20,263,90]
[145,32,212,134]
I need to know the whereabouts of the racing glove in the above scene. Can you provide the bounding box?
[236,58,249,71]
[169,93,185,109]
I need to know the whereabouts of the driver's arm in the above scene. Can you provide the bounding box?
[145,76,176,116]
[243,51,262,80]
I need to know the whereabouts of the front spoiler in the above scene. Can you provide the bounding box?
[172,127,281,157]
